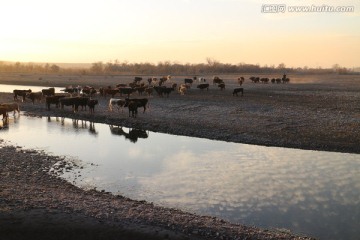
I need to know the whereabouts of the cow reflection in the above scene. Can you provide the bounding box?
[109,125,148,143]
[0,118,9,130]
[49,117,98,135]
[47,116,62,123]
[72,119,98,135]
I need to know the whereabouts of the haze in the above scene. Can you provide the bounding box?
[1,0,359,68]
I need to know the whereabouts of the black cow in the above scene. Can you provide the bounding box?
[60,97,89,112]
[42,87,55,97]
[45,95,66,110]
[119,87,135,97]
[127,101,138,118]
[213,77,223,85]
[218,83,225,90]
[13,89,31,102]
[197,83,209,90]
[87,99,98,114]
[233,88,244,96]
[184,78,193,84]
[125,98,148,113]
[153,86,174,97]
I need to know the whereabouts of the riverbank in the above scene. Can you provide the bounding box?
[0,143,313,240]
[1,72,359,239]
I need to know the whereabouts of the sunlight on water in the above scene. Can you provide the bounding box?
[0,115,359,240]
[0,84,64,93]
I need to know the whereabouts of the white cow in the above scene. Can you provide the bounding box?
[109,98,125,112]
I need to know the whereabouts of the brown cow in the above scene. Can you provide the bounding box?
[0,102,20,115]
[0,106,8,119]
[27,92,43,104]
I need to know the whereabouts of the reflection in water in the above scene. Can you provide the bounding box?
[0,118,9,129]
[110,125,148,143]
[46,116,98,135]
[0,115,359,240]
[0,114,19,130]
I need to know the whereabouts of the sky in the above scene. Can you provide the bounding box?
[0,0,359,68]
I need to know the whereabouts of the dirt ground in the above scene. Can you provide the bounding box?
[1,72,359,239]
[1,72,359,154]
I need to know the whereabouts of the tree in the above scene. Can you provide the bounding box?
[277,63,286,69]
[91,62,104,73]
[50,64,60,73]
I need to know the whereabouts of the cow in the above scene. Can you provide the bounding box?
[116,83,127,88]
[103,88,120,98]
[282,77,290,83]
[233,88,244,96]
[134,77,143,83]
[82,86,97,96]
[60,97,77,111]
[250,77,260,83]
[119,87,135,97]
[60,86,81,96]
[198,77,206,83]
[45,95,66,110]
[75,97,89,111]
[59,97,89,112]
[87,99,98,114]
[109,98,126,112]
[159,75,171,86]
[129,82,144,89]
[197,83,209,90]
[127,100,138,118]
[161,87,174,97]
[238,77,245,86]
[135,86,146,95]
[213,76,223,85]
[13,89,31,102]
[147,77,157,85]
[145,87,154,96]
[124,98,148,113]
[0,102,20,116]
[184,78,193,84]
[154,86,174,97]
[0,106,8,120]
[26,92,43,104]
[218,83,225,90]
[178,85,187,95]
[42,87,55,97]
[260,78,269,84]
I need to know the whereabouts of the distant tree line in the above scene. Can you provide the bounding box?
[0,59,356,75]
[0,61,61,73]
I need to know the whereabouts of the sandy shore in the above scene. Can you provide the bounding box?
[1,72,359,239]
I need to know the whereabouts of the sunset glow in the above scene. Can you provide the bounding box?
[1,0,359,68]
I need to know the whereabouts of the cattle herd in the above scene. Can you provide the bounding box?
[1,75,289,120]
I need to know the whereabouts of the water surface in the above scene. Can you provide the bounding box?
[0,116,359,240]
[0,84,64,93]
